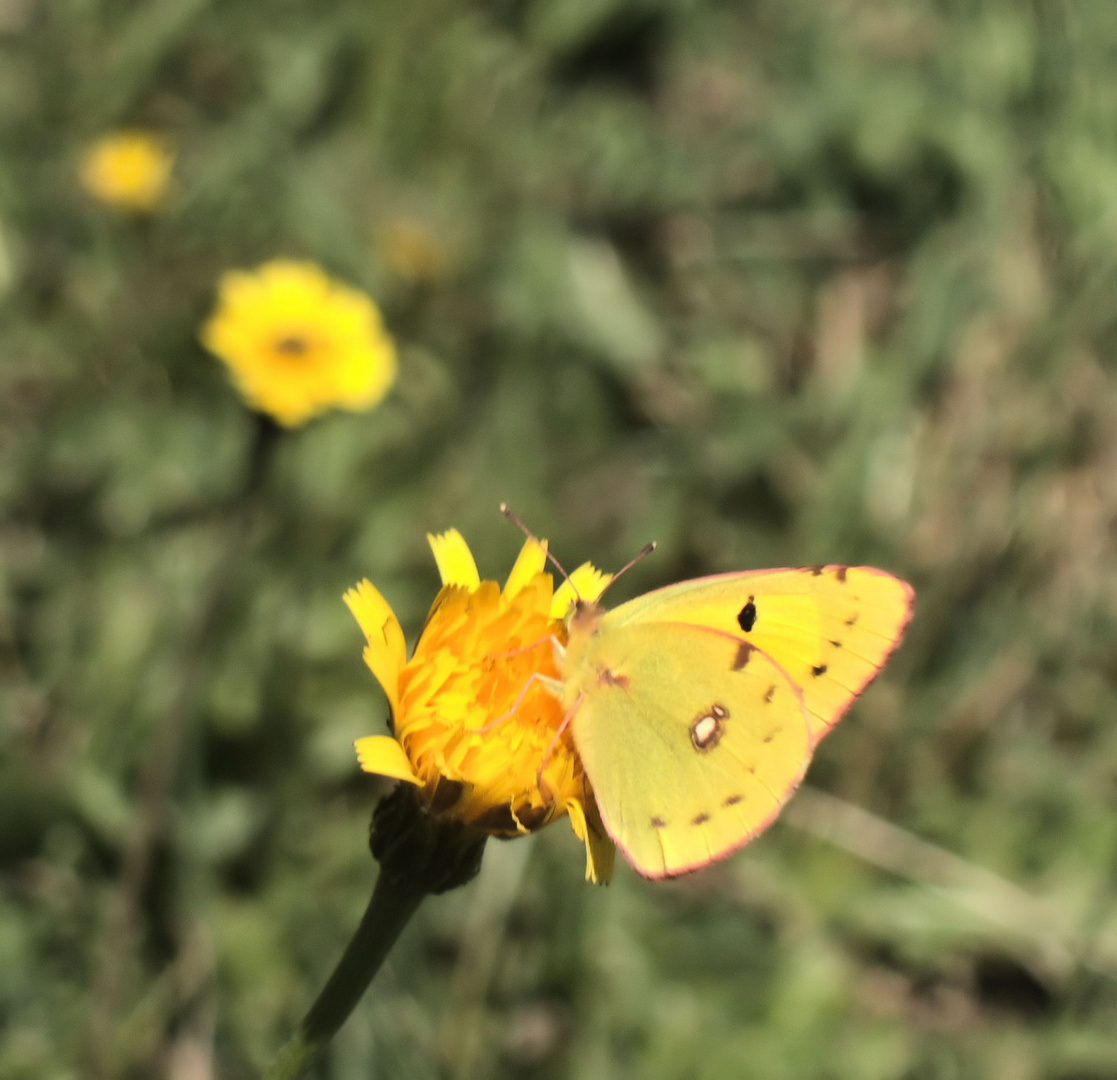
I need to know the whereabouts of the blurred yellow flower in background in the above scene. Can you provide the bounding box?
[375,215,448,284]
[200,260,396,428]
[346,529,616,883]
[79,131,174,212]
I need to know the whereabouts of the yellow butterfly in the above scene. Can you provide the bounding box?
[540,528,913,879]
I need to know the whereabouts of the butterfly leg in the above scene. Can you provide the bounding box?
[486,633,564,663]
[535,693,584,798]
[467,669,564,734]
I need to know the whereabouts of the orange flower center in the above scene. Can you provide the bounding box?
[271,332,317,363]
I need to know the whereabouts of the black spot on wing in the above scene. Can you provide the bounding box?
[737,597,757,632]
[732,642,753,671]
[724,794,744,807]
[651,816,667,829]
[763,684,775,703]
[692,812,710,826]
[836,566,848,582]
[812,664,828,677]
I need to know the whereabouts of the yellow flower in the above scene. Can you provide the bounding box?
[375,215,448,284]
[79,131,174,212]
[346,530,616,884]
[200,260,397,428]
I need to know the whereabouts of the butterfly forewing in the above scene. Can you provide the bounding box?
[567,622,812,878]
[602,566,913,744]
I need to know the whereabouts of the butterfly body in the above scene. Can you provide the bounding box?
[555,565,913,879]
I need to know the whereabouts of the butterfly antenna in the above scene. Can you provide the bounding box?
[597,541,657,603]
[499,502,575,590]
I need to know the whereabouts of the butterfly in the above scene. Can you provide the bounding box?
[543,534,914,879]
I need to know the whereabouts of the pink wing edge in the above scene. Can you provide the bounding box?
[576,623,816,880]
[624,562,913,603]
[806,568,916,749]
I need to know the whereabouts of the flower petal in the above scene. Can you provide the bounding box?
[583,796,616,884]
[565,796,616,884]
[355,736,421,784]
[428,529,481,589]
[551,562,610,618]
[502,536,548,600]
[344,581,405,715]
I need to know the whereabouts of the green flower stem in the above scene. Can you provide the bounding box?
[264,871,428,1080]
[265,786,488,1080]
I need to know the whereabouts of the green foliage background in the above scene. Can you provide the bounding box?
[5,0,1117,1076]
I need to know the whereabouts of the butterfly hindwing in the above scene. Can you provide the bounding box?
[601,566,913,744]
[567,622,811,878]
